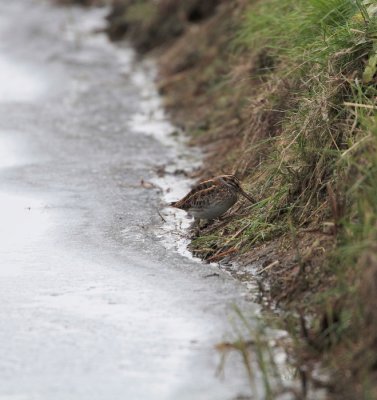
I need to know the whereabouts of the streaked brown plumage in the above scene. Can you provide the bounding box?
[170,174,255,223]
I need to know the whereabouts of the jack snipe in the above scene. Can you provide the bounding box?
[170,174,255,224]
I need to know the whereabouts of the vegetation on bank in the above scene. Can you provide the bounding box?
[59,0,377,397]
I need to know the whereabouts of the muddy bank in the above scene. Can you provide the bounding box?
[102,1,377,399]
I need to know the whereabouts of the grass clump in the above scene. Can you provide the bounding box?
[221,0,377,397]
[204,0,377,250]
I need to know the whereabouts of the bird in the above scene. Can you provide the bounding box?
[170,174,255,226]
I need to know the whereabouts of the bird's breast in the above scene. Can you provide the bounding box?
[189,192,238,220]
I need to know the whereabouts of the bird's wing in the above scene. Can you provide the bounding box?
[171,179,218,210]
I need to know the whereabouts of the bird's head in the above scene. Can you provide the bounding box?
[218,175,255,203]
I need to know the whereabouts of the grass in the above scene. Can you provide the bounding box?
[227,1,377,397]
[186,0,377,396]
[193,0,377,250]
[216,305,293,399]
[125,2,156,24]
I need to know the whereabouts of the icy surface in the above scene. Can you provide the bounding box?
[0,1,258,400]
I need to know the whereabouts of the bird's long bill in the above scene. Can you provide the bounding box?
[240,189,255,203]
